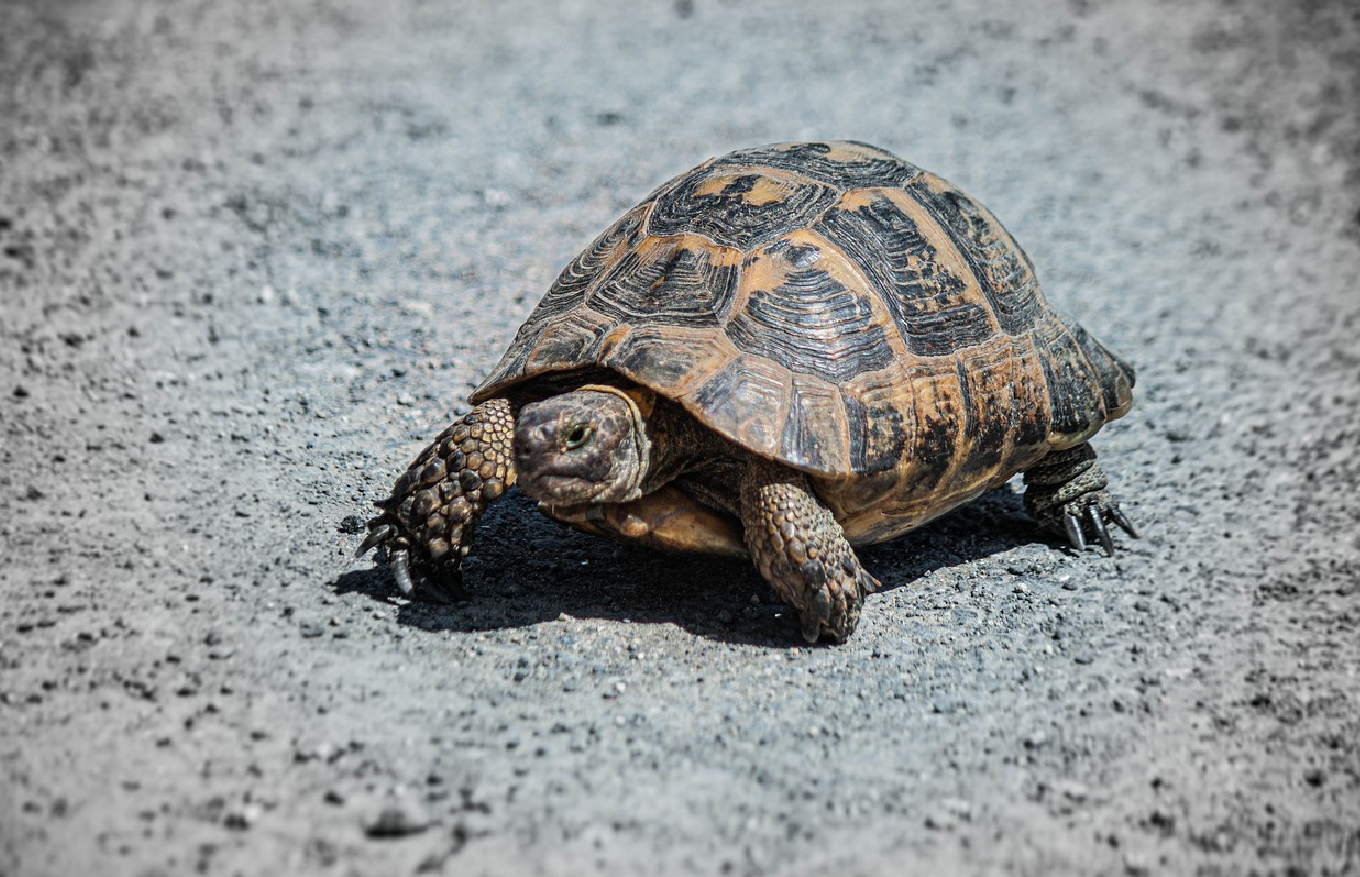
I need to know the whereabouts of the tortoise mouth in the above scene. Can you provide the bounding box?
[517,468,612,504]
[518,470,571,497]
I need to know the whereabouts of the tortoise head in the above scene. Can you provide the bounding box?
[513,385,651,505]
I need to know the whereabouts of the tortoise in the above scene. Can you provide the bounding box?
[358,140,1136,643]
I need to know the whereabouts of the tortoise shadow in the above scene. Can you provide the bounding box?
[331,484,1050,647]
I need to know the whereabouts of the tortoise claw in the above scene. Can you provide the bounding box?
[800,587,832,644]
[391,549,415,596]
[1085,504,1115,556]
[1062,513,1086,553]
[1109,506,1138,539]
[422,567,466,604]
[355,522,395,558]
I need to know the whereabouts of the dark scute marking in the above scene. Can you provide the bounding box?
[602,327,734,396]
[817,193,994,357]
[1098,357,1135,414]
[586,241,737,329]
[726,260,893,383]
[780,376,844,474]
[904,411,957,495]
[606,343,690,394]
[541,206,647,315]
[840,389,908,475]
[718,173,762,196]
[1007,340,1054,452]
[903,178,1041,335]
[646,170,838,251]
[1060,314,1136,414]
[894,364,967,495]
[953,355,1008,479]
[524,312,616,374]
[685,358,788,456]
[784,245,819,268]
[710,141,920,189]
[1036,322,1102,438]
[842,390,870,472]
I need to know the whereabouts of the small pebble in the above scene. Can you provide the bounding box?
[941,798,972,820]
[295,739,336,763]
[223,804,260,830]
[1055,779,1090,802]
[363,802,432,838]
[923,808,960,831]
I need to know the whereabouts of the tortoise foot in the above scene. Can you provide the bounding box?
[740,460,879,644]
[1023,442,1137,556]
[356,399,517,599]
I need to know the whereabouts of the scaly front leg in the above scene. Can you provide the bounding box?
[357,398,517,599]
[740,459,880,644]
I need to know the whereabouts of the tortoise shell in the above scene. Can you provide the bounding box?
[472,141,1133,546]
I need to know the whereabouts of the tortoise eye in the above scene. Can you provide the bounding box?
[564,423,594,450]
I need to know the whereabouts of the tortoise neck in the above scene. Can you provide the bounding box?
[637,397,734,494]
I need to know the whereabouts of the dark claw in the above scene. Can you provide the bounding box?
[391,549,415,596]
[801,588,832,644]
[355,522,395,557]
[1062,513,1086,552]
[1086,504,1115,556]
[1109,506,1138,539]
[422,566,466,604]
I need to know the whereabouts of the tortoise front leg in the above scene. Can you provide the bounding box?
[740,460,880,644]
[1023,442,1137,556]
[357,398,517,599]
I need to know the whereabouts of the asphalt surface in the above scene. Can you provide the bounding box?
[2,1,1358,874]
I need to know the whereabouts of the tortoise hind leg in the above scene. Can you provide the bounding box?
[357,398,517,599]
[1023,442,1137,556]
[740,459,879,644]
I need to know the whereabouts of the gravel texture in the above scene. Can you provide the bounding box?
[1,0,1357,874]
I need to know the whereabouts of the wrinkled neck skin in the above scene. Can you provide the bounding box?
[636,396,727,495]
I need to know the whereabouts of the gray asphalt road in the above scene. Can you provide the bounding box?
[2,1,1357,874]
